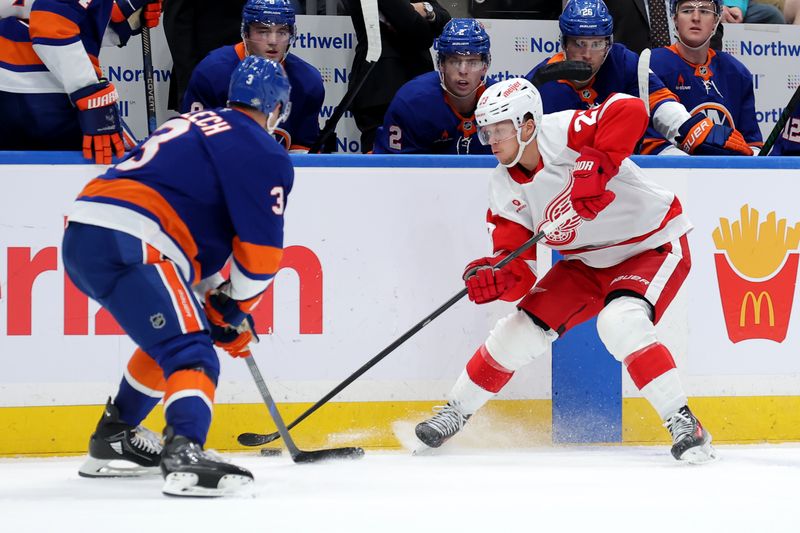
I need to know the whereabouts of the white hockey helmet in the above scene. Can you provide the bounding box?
[475,78,543,167]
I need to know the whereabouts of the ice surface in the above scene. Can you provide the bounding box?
[1,444,798,532]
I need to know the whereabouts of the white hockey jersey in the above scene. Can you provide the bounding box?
[486,94,693,272]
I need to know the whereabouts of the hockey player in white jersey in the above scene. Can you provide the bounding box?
[414,78,716,464]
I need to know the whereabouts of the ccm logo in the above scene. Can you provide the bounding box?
[574,160,594,171]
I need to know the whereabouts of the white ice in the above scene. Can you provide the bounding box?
[1,444,798,533]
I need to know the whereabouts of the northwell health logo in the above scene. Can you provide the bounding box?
[712,205,800,343]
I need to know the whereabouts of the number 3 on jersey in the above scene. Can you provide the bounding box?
[270,186,284,215]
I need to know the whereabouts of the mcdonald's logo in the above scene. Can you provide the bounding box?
[714,253,797,343]
[739,291,775,327]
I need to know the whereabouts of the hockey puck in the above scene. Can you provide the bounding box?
[259,448,283,457]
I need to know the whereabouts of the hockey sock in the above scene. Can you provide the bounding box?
[114,348,165,426]
[448,345,513,415]
[163,369,215,445]
[624,343,687,420]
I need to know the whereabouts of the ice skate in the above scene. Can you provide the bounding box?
[664,406,718,464]
[160,426,253,497]
[78,398,162,478]
[414,402,471,449]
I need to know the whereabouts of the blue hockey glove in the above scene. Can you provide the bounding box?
[677,114,751,156]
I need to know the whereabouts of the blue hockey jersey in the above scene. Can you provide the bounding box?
[641,45,762,154]
[0,0,118,149]
[373,71,495,155]
[525,45,693,151]
[67,108,293,301]
[182,43,324,153]
[769,104,800,156]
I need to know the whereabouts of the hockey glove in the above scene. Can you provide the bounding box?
[69,80,124,165]
[676,114,751,156]
[463,254,536,304]
[208,316,258,358]
[114,0,162,29]
[570,146,618,220]
[204,284,254,331]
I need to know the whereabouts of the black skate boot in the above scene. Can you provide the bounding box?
[415,402,471,449]
[160,426,253,497]
[78,397,162,478]
[664,405,718,464]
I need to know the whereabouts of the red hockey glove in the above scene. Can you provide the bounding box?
[570,146,618,220]
[677,114,751,156]
[69,80,124,165]
[463,254,536,304]
[209,316,258,358]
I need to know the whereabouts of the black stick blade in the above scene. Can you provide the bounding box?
[531,60,593,87]
[238,431,280,447]
[293,447,365,463]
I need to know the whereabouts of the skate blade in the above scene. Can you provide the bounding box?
[162,472,254,497]
[680,442,719,465]
[391,421,436,456]
[78,456,160,478]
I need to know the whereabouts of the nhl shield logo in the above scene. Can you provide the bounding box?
[150,313,166,329]
[582,89,592,99]
[699,66,708,76]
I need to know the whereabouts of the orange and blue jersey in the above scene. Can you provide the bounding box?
[182,43,324,153]
[526,44,695,152]
[526,44,677,117]
[641,46,763,155]
[67,107,293,302]
[373,71,495,155]
[0,0,110,95]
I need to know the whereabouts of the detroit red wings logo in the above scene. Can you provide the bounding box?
[537,172,582,246]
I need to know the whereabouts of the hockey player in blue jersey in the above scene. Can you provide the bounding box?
[769,106,800,156]
[642,0,762,154]
[182,0,323,153]
[372,18,495,155]
[0,0,161,163]
[527,0,751,156]
[63,56,293,497]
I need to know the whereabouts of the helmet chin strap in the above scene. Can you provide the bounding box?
[502,127,536,168]
[675,17,720,50]
[438,69,485,101]
[266,110,279,134]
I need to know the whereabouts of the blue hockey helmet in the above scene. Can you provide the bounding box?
[241,0,297,45]
[559,0,614,38]
[436,18,491,67]
[228,56,291,132]
[670,0,722,16]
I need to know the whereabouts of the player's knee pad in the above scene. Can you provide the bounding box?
[596,296,658,361]
[146,332,220,384]
[485,310,555,371]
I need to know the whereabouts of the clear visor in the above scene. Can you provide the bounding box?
[565,37,611,52]
[477,120,518,145]
[244,23,293,43]
[441,56,487,73]
[676,3,718,17]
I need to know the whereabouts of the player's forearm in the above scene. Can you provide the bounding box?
[653,101,692,145]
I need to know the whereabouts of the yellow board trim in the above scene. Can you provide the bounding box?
[623,396,800,444]
[0,399,552,456]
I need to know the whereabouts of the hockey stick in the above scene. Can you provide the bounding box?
[238,208,577,447]
[637,49,651,117]
[244,351,365,462]
[309,0,381,153]
[141,26,158,135]
[758,83,800,156]
[530,60,593,87]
